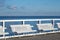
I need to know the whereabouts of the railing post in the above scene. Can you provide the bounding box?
[52,19,55,28]
[38,19,41,24]
[52,19,55,32]
[3,20,5,38]
[23,21,25,25]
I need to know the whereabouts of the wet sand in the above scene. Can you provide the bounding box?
[1,32,60,40]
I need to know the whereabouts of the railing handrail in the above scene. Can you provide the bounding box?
[0,19,60,22]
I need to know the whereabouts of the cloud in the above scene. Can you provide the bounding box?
[7,5,17,10]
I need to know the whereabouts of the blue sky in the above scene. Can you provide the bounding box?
[0,0,60,16]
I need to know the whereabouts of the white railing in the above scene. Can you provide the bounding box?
[0,19,60,39]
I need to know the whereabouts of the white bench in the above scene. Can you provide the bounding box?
[57,23,60,31]
[57,23,60,28]
[10,24,36,33]
[0,26,9,35]
[37,23,57,31]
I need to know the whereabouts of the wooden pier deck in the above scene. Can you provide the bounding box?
[1,32,60,40]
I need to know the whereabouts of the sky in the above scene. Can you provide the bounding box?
[0,0,60,16]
